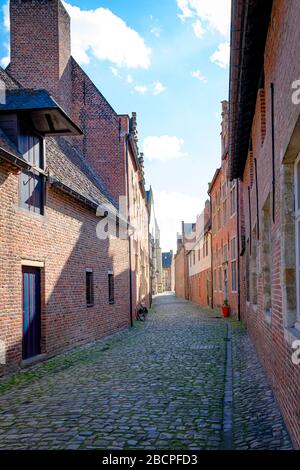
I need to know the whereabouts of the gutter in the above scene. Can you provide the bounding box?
[0,147,31,170]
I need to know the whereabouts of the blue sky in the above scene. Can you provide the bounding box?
[0,0,230,251]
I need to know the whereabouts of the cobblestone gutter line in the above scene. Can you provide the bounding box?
[221,323,233,450]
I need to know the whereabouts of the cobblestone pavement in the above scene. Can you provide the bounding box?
[0,294,293,450]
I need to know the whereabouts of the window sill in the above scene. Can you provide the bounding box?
[109,301,115,305]
[284,326,300,347]
[14,205,46,221]
[87,304,94,308]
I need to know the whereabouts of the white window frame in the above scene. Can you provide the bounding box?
[294,153,300,330]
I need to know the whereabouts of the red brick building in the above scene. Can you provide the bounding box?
[209,101,239,316]
[187,202,212,308]
[175,222,194,300]
[229,0,300,447]
[0,0,149,374]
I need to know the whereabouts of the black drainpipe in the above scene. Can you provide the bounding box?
[125,134,133,327]
[236,178,241,321]
[271,82,276,223]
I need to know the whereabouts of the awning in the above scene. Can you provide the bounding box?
[0,89,83,136]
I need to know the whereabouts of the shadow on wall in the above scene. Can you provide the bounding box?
[0,178,132,376]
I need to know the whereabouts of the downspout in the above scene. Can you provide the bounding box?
[210,195,214,309]
[125,134,133,327]
[236,178,241,321]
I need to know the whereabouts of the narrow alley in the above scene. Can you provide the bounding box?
[0,295,293,450]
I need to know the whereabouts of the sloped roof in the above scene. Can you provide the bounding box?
[0,66,118,212]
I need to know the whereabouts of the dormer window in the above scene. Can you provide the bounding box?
[18,123,44,215]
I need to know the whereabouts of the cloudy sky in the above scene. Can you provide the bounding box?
[0,0,230,251]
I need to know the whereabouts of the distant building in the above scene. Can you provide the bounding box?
[162,251,174,292]
[187,201,212,307]
[146,188,163,297]
[175,222,195,300]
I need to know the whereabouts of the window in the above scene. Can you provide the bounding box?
[86,271,94,307]
[108,273,115,304]
[230,237,237,292]
[246,240,250,302]
[205,236,209,257]
[262,197,272,316]
[218,248,222,291]
[295,155,300,329]
[213,253,217,291]
[223,244,228,264]
[198,248,201,261]
[251,227,258,305]
[230,181,237,217]
[18,123,44,215]
[193,251,195,265]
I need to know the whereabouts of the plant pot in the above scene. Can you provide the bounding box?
[221,306,230,318]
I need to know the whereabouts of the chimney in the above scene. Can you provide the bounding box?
[8,0,72,114]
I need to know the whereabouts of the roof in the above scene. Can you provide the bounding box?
[208,167,221,194]
[162,252,172,269]
[0,67,118,213]
[0,89,82,136]
[47,137,118,211]
[229,0,273,179]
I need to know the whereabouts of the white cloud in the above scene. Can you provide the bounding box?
[192,19,205,39]
[110,66,119,77]
[177,0,231,38]
[133,81,167,96]
[134,85,148,95]
[63,1,151,69]
[191,70,207,83]
[150,26,162,38]
[153,81,167,95]
[210,41,230,69]
[0,2,10,66]
[127,74,134,84]
[143,136,187,162]
[177,0,194,21]
[2,1,9,31]
[153,189,202,251]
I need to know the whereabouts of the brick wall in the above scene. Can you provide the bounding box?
[237,0,300,448]
[0,162,130,375]
[175,245,189,300]
[210,158,238,316]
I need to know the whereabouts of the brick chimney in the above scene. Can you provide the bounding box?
[8,0,72,114]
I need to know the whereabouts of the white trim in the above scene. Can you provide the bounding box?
[21,259,44,267]
[86,268,93,273]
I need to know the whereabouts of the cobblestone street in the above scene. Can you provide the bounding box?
[0,294,293,450]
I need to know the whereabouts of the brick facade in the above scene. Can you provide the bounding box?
[230,0,300,448]
[209,101,238,316]
[0,0,150,374]
[187,202,212,308]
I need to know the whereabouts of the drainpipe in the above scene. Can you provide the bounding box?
[236,178,241,321]
[125,134,133,327]
[210,195,214,309]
